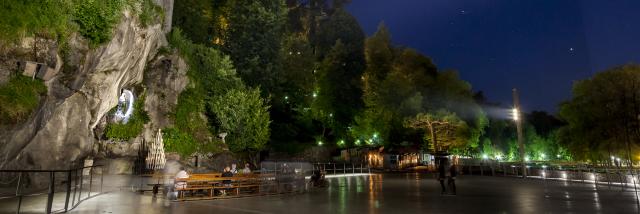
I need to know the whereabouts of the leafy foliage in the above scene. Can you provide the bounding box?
[0,75,47,124]
[558,64,640,161]
[171,0,214,44]
[173,88,210,143]
[216,0,287,92]
[162,127,198,157]
[72,0,126,46]
[315,41,364,139]
[167,29,267,158]
[168,28,242,95]
[404,111,469,153]
[138,0,165,27]
[0,0,73,43]
[105,93,150,140]
[209,88,271,154]
[0,0,163,46]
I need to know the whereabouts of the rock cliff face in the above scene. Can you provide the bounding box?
[0,10,172,171]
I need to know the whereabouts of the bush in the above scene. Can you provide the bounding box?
[162,127,198,157]
[0,75,47,124]
[166,29,245,155]
[162,127,225,157]
[173,88,210,142]
[72,0,126,46]
[0,0,73,43]
[105,93,150,140]
[138,0,164,27]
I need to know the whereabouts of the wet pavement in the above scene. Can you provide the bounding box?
[66,173,639,214]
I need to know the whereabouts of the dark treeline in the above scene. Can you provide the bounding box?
[171,0,640,163]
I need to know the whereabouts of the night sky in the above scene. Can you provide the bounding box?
[347,0,640,113]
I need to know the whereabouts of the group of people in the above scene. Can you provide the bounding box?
[436,157,458,195]
[174,163,253,195]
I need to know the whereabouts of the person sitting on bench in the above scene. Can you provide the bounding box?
[221,166,233,195]
[175,166,189,189]
[242,163,251,174]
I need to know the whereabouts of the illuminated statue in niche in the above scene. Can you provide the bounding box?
[114,89,134,124]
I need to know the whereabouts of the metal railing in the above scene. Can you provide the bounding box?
[312,162,371,175]
[462,162,640,188]
[0,165,104,213]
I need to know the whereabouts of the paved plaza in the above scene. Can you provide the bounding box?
[56,173,640,214]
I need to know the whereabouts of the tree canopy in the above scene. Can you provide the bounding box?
[558,64,640,161]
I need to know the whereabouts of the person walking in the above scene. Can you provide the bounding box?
[437,157,447,194]
[448,163,457,195]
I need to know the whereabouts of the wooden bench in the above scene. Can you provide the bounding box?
[173,172,304,200]
[176,185,214,198]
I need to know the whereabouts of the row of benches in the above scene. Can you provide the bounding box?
[172,173,303,201]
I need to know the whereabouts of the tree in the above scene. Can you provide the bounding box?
[404,110,469,153]
[558,64,640,162]
[171,0,214,44]
[166,29,244,157]
[315,40,364,140]
[217,0,287,93]
[209,88,271,161]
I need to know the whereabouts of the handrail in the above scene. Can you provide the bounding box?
[0,165,104,214]
[0,165,101,173]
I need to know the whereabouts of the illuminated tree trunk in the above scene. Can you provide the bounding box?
[428,123,437,153]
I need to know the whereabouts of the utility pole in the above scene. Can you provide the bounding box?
[512,88,526,178]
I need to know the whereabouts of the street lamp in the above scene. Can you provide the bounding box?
[513,88,526,178]
[482,154,489,160]
[512,108,519,121]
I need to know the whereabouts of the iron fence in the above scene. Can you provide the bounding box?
[0,165,104,213]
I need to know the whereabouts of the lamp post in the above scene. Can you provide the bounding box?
[512,88,526,178]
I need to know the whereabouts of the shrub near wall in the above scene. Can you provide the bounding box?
[0,76,47,124]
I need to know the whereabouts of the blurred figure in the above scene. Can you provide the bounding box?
[437,158,447,194]
[221,166,233,195]
[448,163,457,195]
[242,163,251,174]
[231,163,238,174]
[174,166,189,189]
